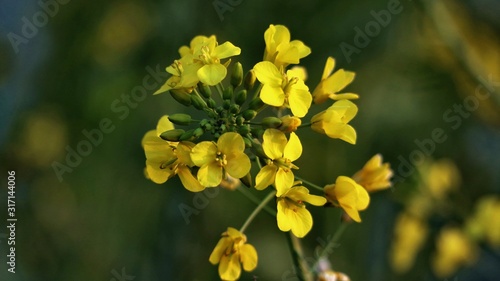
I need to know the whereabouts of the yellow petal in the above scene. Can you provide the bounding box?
[275,168,294,197]
[226,152,251,179]
[327,124,357,145]
[263,129,287,159]
[277,200,292,232]
[209,236,231,265]
[178,166,205,192]
[343,205,362,223]
[355,184,370,210]
[240,244,258,271]
[322,57,336,80]
[288,82,312,117]
[176,142,195,166]
[197,64,227,86]
[191,141,217,166]
[218,132,245,155]
[324,69,356,93]
[283,132,302,162]
[255,165,277,190]
[156,115,175,137]
[276,43,300,65]
[213,41,241,59]
[278,200,313,238]
[289,40,311,59]
[330,93,359,100]
[145,162,172,184]
[219,254,241,281]
[253,61,283,86]
[260,84,285,107]
[288,66,307,81]
[197,162,223,187]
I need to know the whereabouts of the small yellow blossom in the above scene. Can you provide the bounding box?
[324,176,369,222]
[142,116,204,192]
[209,227,258,281]
[312,57,358,104]
[263,24,311,68]
[352,154,393,192]
[277,184,327,237]
[279,115,302,133]
[191,132,250,187]
[422,159,460,200]
[432,227,477,278]
[311,100,358,144]
[154,55,200,95]
[253,61,312,117]
[466,196,500,247]
[390,212,428,273]
[255,129,302,196]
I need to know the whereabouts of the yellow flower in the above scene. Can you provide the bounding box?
[277,185,327,237]
[422,159,460,200]
[253,61,312,117]
[390,212,428,273]
[154,55,200,95]
[352,154,393,192]
[466,196,500,247]
[188,35,241,85]
[191,132,250,187]
[279,115,302,133]
[142,116,204,192]
[255,129,302,196]
[312,57,358,104]
[432,227,477,278]
[324,176,370,222]
[311,100,358,144]
[209,227,258,281]
[263,24,311,68]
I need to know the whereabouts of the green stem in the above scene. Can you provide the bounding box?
[298,122,312,128]
[311,223,349,272]
[237,186,276,217]
[295,176,324,192]
[285,232,311,281]
[215,83,225,99]
[239,190,276,233]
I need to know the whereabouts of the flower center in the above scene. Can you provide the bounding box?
[274,157,295,171]
[215,151,228,167]
[199,45,218,65]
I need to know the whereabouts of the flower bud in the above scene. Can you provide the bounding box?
[244,69,256,91]
[207,98,217,109]
[160,129,185,141]
[223,86,233,100]
[191,94,206,110]
[229,104,240,114]
[170,90,192,106]
[231,62,243,88]
[198,83,212,98]
[240,172,253,188]
[234,89,247,105]
[242,109,257,121]
[168,113,192,126]
[279,115,301,132]
[193,127,204,138]
[179,129,195,141]
[223,100,231,110]
[243,137,252,148]
[248,97,264,111]
[238,125,250,135]
[262,117,282,128]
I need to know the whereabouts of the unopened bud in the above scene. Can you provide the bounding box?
[262,117,282,128]
[248,97,264,111]
[160,129,185,142]
[231,62,243,88]
[279,115,301,132]
[242,109,257,121]
[198,83,212,98]
[168,114,192,126]
[238,125,250,135]
[229,104,240,114]
[191,94,206,110]
[170,90,192,106]
[207,98,217,109]
[193,127,204,138]
[234,89,247,105]
[179,129,195,141]
[223,86,233,100]
[244,69,256,91]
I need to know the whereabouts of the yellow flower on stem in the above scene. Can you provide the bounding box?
[253,61,312,117]
[352,154,393,192]
[154,55,200,95]
[255,129,302,196]
[312,57,358,104]
[142,116,204,192]
[209,227,258,281]
[324,176,370,222]
[191,132,250,187]
[311,99,358,144]
[263,24,311,68]
[277,184,327,237]
[279,115,302,133]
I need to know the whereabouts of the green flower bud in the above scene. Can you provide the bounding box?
[223,86,233,100]
[229,104,240,114]
[236,116,244,126]
[223,100,231,110]
[193,127,204,138]
[248,97,264,111]
[251,142,267,159]
[191,94,206,110]
[238,125,250,135]
[207,98,217,109]
[244,70,256,91]
[234,89,247,105]
[169,90,192,106]
[242,109,257,121]
[243,137,252,148]
[198,83,212,98]
[240,172,253,188]
[168,113,192,126]
[160,129,185,142]
[262,117,282,128]
[179,129,195,141]
[231,62,243,88]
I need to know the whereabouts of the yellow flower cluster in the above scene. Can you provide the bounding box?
[140,24,393,280]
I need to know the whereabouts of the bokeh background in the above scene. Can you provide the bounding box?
[1,0,500,280]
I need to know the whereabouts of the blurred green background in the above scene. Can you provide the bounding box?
[1,0,499,280]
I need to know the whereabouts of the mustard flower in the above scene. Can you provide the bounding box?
[277,184,327,237]
[466,196,500,247]
[278,115,302,133]
[253,61,312,117]
[209,227,258,281]
[312,57,358,104]
[263,24,311,68]
[154,55,200,95]
[142,116,204,192]
[352,154,393,192]
[191,132,250,187]
[324,176,370,222]
[311,100,358,144]
[432,227,477,278]
[255,129,302,196]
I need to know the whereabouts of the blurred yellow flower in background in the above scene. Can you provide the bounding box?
[324,176,370,222]
[432,227,477,278]
[312,57,359,104]
[276,184,327,237]
[352,154,393,192]
[311,100,358,144]
[209,227,258,281]
[191,132,250,187]
[466,196,500,248]
[263,24,311,68]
